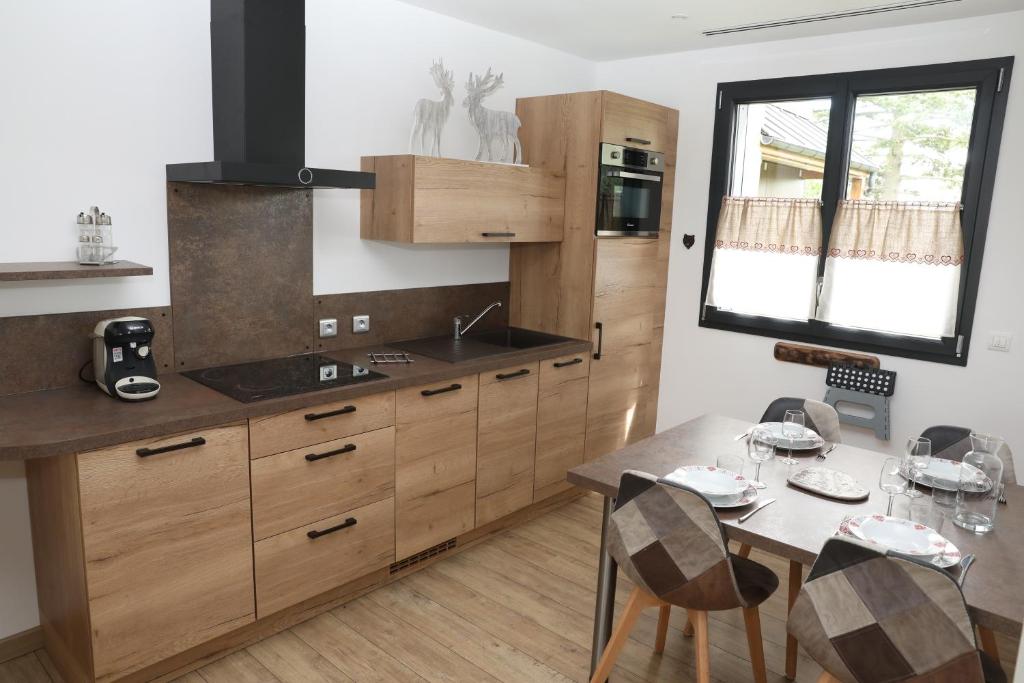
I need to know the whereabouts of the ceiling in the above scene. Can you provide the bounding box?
[396,0,1023,61]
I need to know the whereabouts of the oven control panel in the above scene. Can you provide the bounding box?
[600,143,665,172]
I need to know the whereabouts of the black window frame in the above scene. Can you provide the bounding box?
[698,57,1013,366]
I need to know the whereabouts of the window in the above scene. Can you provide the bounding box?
[700,58,1013,365]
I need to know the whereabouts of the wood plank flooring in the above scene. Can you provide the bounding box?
[8,492,1019,682]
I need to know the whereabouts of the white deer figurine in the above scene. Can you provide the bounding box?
[409,59,455,157]
[463,68,522,164]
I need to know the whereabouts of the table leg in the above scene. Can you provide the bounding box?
[590,495,618,677]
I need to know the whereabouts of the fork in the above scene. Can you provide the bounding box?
[816,443,838,461]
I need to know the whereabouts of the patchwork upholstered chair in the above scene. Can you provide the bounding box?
[591,470,779,683]
[788,536,1006,683]
[761,396,844,445]
[921,425,1017,485]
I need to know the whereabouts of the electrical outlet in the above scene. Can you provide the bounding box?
[353,315,370,334]
[319,318,338,338]
[989,332,1012,352]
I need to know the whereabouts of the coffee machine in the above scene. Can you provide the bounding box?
[92,317,161,401]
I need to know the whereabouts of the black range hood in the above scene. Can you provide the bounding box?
[167,0,374,190]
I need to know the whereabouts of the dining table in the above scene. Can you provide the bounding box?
[567,413,1024,677]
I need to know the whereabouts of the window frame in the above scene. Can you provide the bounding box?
[698,57,1013,366]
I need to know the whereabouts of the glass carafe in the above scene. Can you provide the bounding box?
[953,433,1004,534]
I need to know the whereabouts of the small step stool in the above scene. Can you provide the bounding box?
[823,363,896,441]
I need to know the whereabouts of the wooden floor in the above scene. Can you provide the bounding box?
[6,492,1019,682]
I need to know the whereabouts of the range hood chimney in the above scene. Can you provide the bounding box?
[166,0,374,190]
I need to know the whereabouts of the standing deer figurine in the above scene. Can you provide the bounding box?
[409,59,454,157]
[463,68,522,164]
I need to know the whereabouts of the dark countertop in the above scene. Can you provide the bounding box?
[0,339,590,461]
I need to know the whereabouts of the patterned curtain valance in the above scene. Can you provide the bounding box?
[714,197,823,256]
[827,200,964,266]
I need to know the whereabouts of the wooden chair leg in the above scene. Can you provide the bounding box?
[977,625,1000,661]
[816,672,842,683]
[682,617,694,637]
[590,586,659,683]
[785,560,802,680]
[654,604,671,654]
[687,609,711,683]
[737,543,752,558]
[742,606,768,683]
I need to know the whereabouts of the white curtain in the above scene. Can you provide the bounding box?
[816,201,964,339]
[705,197,822,321]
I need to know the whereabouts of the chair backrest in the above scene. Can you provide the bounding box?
[760,397,843,444]
[788,537,984,683]
[606,470,749,611]
[922,424,1016,486]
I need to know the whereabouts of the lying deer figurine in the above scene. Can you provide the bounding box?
[463,68,522,164]
[409,59,454,157]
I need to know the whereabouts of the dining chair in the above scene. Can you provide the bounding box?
[788,536,1006,683]
[921,425,1017,485]
[592,470,779,683]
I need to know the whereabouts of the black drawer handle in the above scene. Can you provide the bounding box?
[307,517,357,539]
[481,232,516,238]
[554,358,583,368]
[136,437,206,458]
[305,443,357,462]
[421,383,462,397]
[594,322,604,361]
[625,137,652,145]
[496,369,531,381]
[304,405,356,421]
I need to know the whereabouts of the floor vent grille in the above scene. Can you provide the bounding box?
[390,538,457,574]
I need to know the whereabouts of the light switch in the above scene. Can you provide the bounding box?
[988,332,1012,352]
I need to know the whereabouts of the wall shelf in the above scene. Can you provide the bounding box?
[0,261,153,282]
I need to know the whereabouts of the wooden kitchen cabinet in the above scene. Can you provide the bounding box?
[395,375,479,559]
[25,423,255,683]
[476,362,539,526]
[360,155,565,243]
[601,91,677,153]
[535,353,590,500]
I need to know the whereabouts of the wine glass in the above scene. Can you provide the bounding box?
[746,428,775,489]
[904,437,932,499]
[779,409,804,466]
[879,456,908,516]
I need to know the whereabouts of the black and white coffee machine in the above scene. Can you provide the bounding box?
[92,317,161,401]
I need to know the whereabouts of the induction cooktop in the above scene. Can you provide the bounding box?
[183,353,387,403]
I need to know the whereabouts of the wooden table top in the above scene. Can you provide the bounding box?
[567,413,1024,636]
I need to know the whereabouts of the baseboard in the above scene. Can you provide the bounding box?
[0,626,43,665]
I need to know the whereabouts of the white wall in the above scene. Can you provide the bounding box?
[0,0,593,640]
[596,12,1024,467]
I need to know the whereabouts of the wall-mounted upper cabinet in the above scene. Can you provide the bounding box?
[360,155,565,244]
[601,91,677,153]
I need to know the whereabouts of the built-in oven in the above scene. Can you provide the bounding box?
[595,143,665,238]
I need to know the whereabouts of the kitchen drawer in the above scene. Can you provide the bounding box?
[77,423,254,681]
[476,362,539,527]
[538,352,591,391]
[395,375,478,559]
[255,497,395,617]
[249,390,395,459]
[251,426,395,540]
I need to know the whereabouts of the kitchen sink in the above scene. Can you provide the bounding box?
[396,327,573,363]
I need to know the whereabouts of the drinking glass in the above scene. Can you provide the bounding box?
[779,409,804,466]
[904,437,932,499]
[879,456,908,516]
[746,428,775,489]
[716,452,745,476]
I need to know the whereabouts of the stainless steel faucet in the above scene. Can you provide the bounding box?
[453,301,502,340]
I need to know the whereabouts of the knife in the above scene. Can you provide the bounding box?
[733,427,754,441]
[738,498,776,523]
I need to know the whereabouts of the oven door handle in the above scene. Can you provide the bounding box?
[607,170,661,182]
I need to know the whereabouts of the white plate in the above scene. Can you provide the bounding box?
[706,486,759,509]
[901,458,992,493]
[841,514,961,568]
[665,465,749,496]
[757,422,825,451]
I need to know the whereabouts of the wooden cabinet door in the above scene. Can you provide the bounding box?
[476,362,539,526]
[601,92,677,153]
[586,238,664,461]
[77,424,254,682]
[535,353,590,500]
[395,375,478,559]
